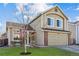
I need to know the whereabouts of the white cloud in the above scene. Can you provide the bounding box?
[16,3,24,15]
[70,16,79,22]
[3,3,8,7]
[75,6,79,10]
[0,23,2,27]
[75,7,79,10]
[15,3,53,23]
[15,3,29,15]
[68,16,77,22]
[28,3,53,15]
[66,7,73,10]
[75,16,79,21]
[16,3,53,15]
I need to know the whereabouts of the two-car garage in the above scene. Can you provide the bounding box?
[46,31,69,46]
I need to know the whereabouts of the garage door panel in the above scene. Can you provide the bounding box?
[48,32,68,45]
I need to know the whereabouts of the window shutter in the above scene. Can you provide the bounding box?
[48,18,51,25]
[57,20,60,27]
[57,20,62,27]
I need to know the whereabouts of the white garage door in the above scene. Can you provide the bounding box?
[48,32,68,46]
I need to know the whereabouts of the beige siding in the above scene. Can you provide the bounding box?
[7,26,21,46]
[45,14,64,30]
[7,27,13,46]
[6,22,25,46]
[73,22,79,44]
[48,32,68,45]
[64,19,69,31]
[30,6,69,46]
[68,23,76,44]
[45,6,67,20]
[30,17,44,46]
[42,8,68,31]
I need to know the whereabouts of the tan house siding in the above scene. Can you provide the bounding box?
[7,27,13,46]
[6,22,25,46]
[42,7,68,31]
[30,16,44,46]
[30,6,69,46]
[74,22,79,44]
[45,14,64,29]
[64,19,69,31]
[68,22,76,44]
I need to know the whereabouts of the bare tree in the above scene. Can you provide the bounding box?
[15,4,31,54]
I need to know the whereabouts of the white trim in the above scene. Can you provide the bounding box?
[76,25,78,44]
[76,25,77,44]
[47,16,54,28]
[41,14,43,28]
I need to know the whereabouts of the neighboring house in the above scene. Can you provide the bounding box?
[6,6,70,47]
[0,33,1,40]
[68,22,76,44]
[29,6,70,46]
[69,21,79,45]
[0,33,1,37]
[6,22,34,46]
[1,33,7,39]
[75,21,79,44]
[0,33,8,46]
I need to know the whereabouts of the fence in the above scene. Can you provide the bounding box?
[0,39,8,47]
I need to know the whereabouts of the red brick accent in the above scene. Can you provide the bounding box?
[44,31,48,46]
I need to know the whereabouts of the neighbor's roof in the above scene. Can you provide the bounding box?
[29,5,68,24]
[74,21,79,24]
[68,21,79,24]
[6,22,34,30]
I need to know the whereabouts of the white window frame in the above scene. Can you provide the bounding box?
[14,28,20,34]
[47,16,54,28]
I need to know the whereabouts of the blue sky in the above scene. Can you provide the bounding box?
[0,3,79,33]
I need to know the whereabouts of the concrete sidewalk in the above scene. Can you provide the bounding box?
[56,45,79,53]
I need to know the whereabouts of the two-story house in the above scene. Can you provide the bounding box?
[29,6,70,46]
[6,6,70,47]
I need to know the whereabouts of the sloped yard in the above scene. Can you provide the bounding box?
[0,47,79,56]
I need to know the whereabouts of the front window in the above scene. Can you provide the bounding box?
[14,34,20,40]
[57,20,62,28]
[47,18,54,27]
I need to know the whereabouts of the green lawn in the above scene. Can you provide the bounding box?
[0,47,79,56]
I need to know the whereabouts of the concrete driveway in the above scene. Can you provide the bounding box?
[56,45,79,53]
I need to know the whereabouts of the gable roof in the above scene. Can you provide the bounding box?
[29,5,68,24]
[6,22,34,30]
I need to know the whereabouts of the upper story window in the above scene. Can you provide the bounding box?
[47,17,54,27]
[57,19,62,28]
[14,29,20,34]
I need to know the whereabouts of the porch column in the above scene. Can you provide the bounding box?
[7,27,13,47]
[27,31,29,45]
